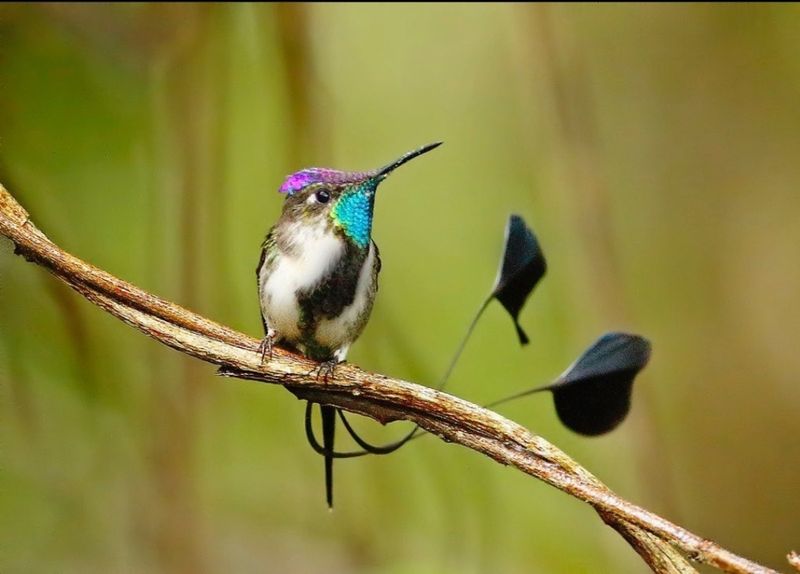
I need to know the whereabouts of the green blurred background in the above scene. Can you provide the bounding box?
[2,4,799,573]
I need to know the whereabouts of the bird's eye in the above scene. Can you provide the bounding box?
[315,189,331,204]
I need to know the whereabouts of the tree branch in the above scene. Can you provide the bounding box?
[0,183,783,574]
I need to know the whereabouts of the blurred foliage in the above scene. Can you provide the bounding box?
[2,4,800,573]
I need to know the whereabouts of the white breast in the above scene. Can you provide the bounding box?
[314,242,377,358]
[259,222,344,341]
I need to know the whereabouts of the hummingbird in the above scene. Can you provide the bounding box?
[256,142,442,508]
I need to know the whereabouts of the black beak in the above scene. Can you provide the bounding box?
[375,141,443,179]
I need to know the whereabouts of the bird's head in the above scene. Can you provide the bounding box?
[277,142,441,249]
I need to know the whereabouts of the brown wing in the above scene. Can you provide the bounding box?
[371,240,381,276]
[256,229,277,334]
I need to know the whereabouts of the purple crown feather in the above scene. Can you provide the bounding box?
[278,168,374,195]
[278,142,443,195]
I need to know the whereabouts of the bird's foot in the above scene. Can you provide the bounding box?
[311,359,339,383]
[258,332,276,364]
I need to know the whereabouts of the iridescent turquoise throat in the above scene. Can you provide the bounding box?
[331,182,376,249]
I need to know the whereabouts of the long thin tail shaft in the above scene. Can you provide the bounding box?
[308,297,493,461]
[321,405,336,509]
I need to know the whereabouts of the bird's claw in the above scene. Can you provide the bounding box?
[311,359,339,383]
[258,334,274,364]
